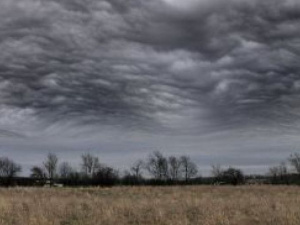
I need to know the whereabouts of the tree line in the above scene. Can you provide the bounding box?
[2,151,300,187]
[0,151,199,187]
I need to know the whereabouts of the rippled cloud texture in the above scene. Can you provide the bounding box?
[1,0,300,174]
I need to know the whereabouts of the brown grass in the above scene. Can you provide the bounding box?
[1,186,300,225]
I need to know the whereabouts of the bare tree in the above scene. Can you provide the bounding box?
[211,164,223,183]
[180,155,198,182]
[146,151,168,180]
[43,153,58,184]
[288,153,300,174]
[211,164,222,178]
[59,162,73,179]
[130,160,144,178]
[30,166,45,179]
[269,162,288,184]
[0,157,22,178]
[279,162,288,176]
[269,166,279,178]
[30,166,46,186]
[81,153,101,177]
[221,167,245,185]
[168,156,182,181]
[95,166,119,186]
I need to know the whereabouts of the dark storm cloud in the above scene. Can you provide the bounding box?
[1,0,300,135]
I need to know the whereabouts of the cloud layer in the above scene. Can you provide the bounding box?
[1,0,300,136]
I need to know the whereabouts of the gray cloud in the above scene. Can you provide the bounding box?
[1,0,300,172]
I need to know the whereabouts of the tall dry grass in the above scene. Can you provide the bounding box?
[0,186,300,225]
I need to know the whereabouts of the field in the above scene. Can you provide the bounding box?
[1,186,300,225]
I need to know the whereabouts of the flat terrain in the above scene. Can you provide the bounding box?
[1,186,300,225]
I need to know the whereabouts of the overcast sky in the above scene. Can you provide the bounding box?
[1,0,300,175]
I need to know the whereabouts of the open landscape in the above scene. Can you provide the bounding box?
[1,186,300,225]
[1,0,300,224]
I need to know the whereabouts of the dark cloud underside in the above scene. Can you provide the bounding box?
[0,0,300,135]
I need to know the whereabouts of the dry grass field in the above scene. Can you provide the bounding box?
[1,186,300,225]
